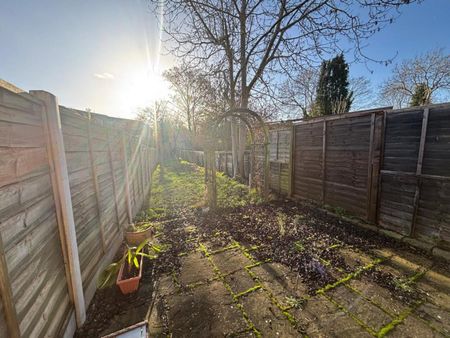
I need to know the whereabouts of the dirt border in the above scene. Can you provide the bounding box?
[299,199,450,263]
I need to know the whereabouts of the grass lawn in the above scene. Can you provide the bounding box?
[137,159,263,221]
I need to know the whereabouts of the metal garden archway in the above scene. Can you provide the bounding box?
[204,108,270,209]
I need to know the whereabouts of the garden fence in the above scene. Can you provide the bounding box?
[0,83,157,338]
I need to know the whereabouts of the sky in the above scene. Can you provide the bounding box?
[1,0,449,119]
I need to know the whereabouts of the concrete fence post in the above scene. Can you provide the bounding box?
[30,90,86,327]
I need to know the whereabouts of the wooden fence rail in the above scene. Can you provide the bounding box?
[0,84,157,337]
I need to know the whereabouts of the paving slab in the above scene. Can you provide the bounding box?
[157,274,179,297]
[416,266,450,311]
[389,314,445,338]
[179,251,215,286]
[290,296,374,337]
[210,249,253,275]
[328,285,393,332]
[337,247,375,271]
[166,281,248,337]
[250,262,309,308]
[415,302,450,336]
[224,269,258,295]
[240,289,300,337]
[347,276,409,316]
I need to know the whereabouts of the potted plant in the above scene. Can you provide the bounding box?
[124,222,155,246]
[98,240,162,294]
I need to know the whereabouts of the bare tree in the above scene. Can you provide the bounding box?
[136,100,170,122]
[350,76,376,110]
[151,0,419,175]
[281,73,375,118]
[381,48,450,108]
[136,106,155,124]
[280,66,319,118]
[164,64,222,134]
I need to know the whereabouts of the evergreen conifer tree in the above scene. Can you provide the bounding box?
[313,54,353,116]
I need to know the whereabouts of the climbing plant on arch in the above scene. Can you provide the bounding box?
[203,108,270,209]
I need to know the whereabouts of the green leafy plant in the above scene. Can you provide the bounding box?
[97,239,164,289]
[285,296,305,309]
[334,207,347,217]
[392,277,414,293]
[294,240,305,252]
[127,221,154,233]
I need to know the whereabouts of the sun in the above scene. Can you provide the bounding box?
[120,69,170,113]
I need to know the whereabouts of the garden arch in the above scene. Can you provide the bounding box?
[204,108,270,209]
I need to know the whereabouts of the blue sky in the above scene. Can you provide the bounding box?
[345,0,450,86]
[1,0,449,118]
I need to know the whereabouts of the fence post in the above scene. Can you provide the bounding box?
[410,107,430,236]
[375,111,388,225]
[122,133,133,223]
[264,141,270,199]
[321,120,327,204]
[30,90,86,327]
[289,124,296,197]
[0,233,20,338]
[366,113,376,222]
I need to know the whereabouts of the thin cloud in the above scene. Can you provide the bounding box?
[94,72,115,80]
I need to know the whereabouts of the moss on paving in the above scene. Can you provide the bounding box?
[322,293,378,336]
[198,242,262,337]
[316,258,384,295]
[233,240,308,336]
[234,285,263,299]
[376,301,422,337]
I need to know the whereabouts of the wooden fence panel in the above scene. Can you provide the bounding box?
[268,128,291,195]
[0,88,72,337]
[379,104,450,249]
[414,177,450,248]
[60,108,104,293]
[292,110,384,221]
[379,104,450,248]
[325,115,372,217]
[378,108,426,235]
[91,124,120,249]
[422,107,450,176]
[293,122,324,202]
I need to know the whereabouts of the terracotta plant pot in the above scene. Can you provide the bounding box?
[116,254,144,294]
[124,225,155,246]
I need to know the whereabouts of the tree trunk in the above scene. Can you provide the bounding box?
[237,0,248,180]
[231,118,239,178]
[238,121,247,179]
